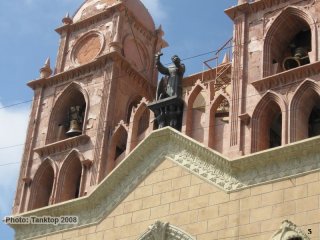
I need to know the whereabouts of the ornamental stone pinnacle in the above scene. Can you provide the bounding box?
[39,57,52,79]
[62,12,72,25]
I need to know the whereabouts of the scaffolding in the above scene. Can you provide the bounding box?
[202,38,233,91]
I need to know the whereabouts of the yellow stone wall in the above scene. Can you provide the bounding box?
[34,159,320,240]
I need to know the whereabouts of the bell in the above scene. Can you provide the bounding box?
[282,47,309,70]
[66,119,82,137]
[282,57,301,70]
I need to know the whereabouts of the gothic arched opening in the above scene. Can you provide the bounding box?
[290,81,320,142]
[126,96,142,124]
[269,112,282,148]
[263,8,313,76]
[252,96,284,153]
[58,156,83,202]
[190,89,206,143]
[308,105,320,137]
[114,127,128,164]
[209,95,230,153]
[138,108,150,137]
[47,85,87,144]
[129,103,150,151]
[29,162,54,210]
[100,124,128,181]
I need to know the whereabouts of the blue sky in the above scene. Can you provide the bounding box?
[0,0,236,238]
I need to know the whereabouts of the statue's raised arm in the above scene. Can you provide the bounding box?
[155,52,169,75]
[155,53,185,99]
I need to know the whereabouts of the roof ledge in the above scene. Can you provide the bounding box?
[10,127,320,239]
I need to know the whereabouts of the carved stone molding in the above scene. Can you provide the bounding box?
[271,220,310,240]
[138,221,195,240]
[34,134,90,157]
[27,53,114,90]
[251,61,320,92]
[225,0,315,20]
[10,128,320,239]
[71,31,105,66]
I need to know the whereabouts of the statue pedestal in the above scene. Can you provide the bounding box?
[148,96,184,131]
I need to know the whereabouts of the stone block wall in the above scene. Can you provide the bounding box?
[34,159,320,240]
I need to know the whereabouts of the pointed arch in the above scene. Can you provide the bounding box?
[28,158,56,210]
[290,79,320,142]
[104,121,128,177]
[185,82,209,143]
[126,95,142,124]
[263,7,317,77]
[56,149,84,203]
[208,93,230,152]
[251,91,287,153]
[128,99,150,151]
[46,82,89,144]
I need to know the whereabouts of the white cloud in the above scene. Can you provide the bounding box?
[141,0,167,25]
[0,104,29,215]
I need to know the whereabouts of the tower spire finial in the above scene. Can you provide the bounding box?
[39,57,52,78]
[62,12,73,25]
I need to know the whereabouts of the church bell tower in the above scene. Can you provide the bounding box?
[13,0,166,214]
[226,0,320,156]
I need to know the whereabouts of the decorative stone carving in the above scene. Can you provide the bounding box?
[252,61,320,92]
[138,221,195,240]
[271,220,310,240]
[72,32,104,65]
[34,134,90,157]
[10,128,320,239]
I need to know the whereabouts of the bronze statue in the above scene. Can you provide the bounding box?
[148,53,185,131]
[155,53,185,100]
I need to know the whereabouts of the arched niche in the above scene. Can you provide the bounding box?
[209,94,230,153]
[28,159,55,210]
[251,92,287,152]
[126,96,142,124]
[129,100,150,151]
[138,108,150,136]
[46,83,88,144]
[263,7,316,77]
[290,80,320,142]
[56,150,84,202]
[110,123,128,168]
[185,83,207,143]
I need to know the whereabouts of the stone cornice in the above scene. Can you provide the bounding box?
[225,0,310,20]
[251,61,320,92]
[33,135,90,157]
[27,51,155,94]
[27,53,115,90]
[9,128,320,239]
